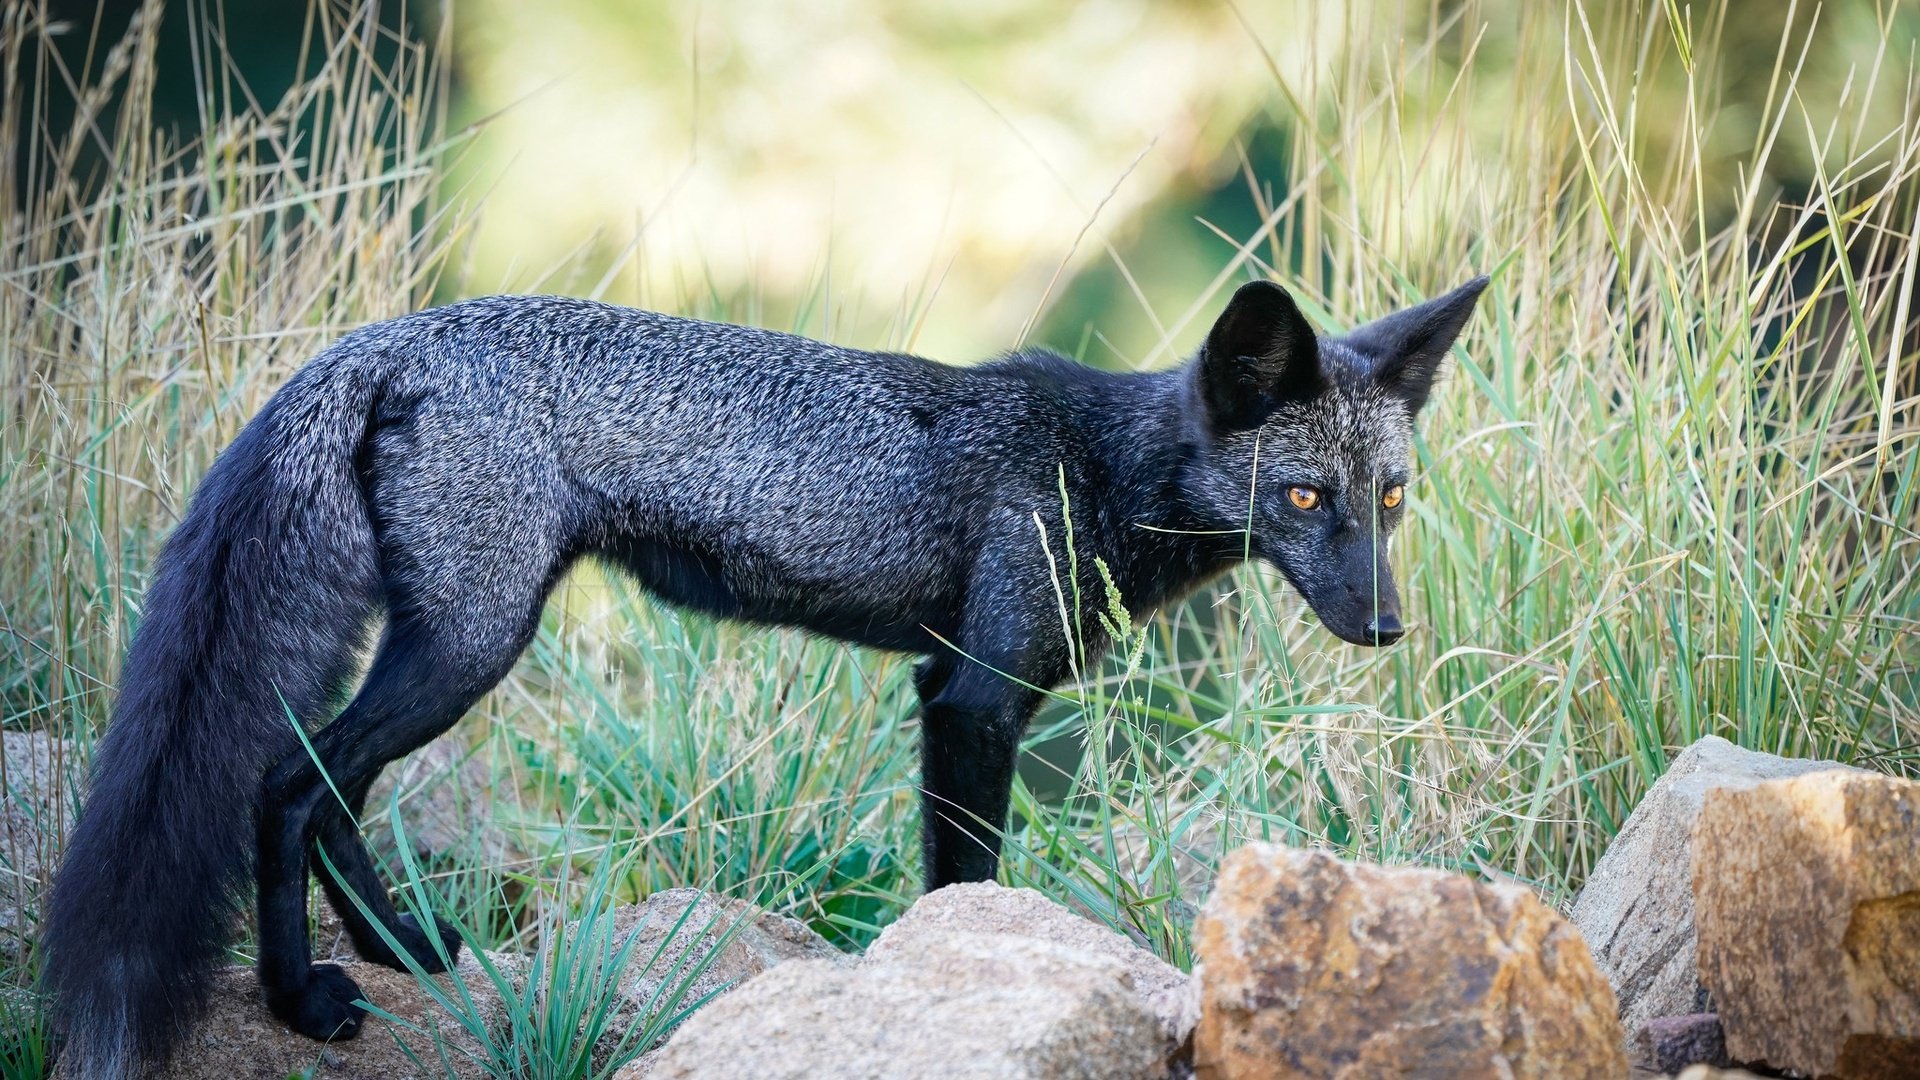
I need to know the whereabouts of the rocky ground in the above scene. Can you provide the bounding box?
[9,734,1918,1078]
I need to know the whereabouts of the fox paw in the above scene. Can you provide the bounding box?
[394,912,464,973]
[353,912,463,974]
[271,963,366,1042]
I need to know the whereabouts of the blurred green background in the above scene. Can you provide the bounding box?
[38,0,1915,362]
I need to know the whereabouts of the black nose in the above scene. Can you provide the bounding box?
[1365,613,1404,645]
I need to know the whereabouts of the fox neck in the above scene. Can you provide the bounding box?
[1082,366,1252,618]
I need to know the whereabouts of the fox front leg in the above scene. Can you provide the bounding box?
[916,658,1043,888]
[916,536,1087,889]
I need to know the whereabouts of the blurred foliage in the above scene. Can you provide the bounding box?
[442,0,1917,359]
[442,0,1330,357]
[20,0,1914,361]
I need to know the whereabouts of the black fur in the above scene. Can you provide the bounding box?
[42,278,1486,1074]
[1345,277,1488,413]
[42,361,384,1074]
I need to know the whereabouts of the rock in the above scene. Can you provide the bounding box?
[1635,1013,1728,1073]
[1193,843,1627,1080]
[55,951,519,1080]
[644,930,1170,1079]
[1670,1068,1771,1080]
[1692,770,1920,1078]
[0,731,76,959]
[599,888,843,1021]
[867,881,1196,1048]
[364,735,524,867]
[1570,735,1857,1045]
[612,1049,660,1079]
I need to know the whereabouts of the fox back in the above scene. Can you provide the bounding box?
[345,295,1216,652]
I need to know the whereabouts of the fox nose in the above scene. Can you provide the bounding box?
[1365,613,1405,645]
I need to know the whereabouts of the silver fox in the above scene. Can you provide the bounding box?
[43,276,1487,1075]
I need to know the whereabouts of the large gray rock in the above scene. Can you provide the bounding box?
[600,888,844,1020]
[866,882,1196,1048]
[1569,736,1858,1043]
[642,929,1169,1080]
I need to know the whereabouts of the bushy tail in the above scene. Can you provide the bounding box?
[42,354,387,1077]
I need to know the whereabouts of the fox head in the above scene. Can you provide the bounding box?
[1179,276,1488,646]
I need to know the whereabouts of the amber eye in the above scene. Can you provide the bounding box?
[1381,485,1405,510]
[1287,486,1321,511]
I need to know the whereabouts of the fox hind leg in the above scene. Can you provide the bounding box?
[308,772,463,974]
[257,558,556,1040]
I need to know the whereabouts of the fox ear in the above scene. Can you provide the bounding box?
[1348,276,1489,414]
[1198,280,1320,429]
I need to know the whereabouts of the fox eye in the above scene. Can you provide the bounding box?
[1381,485,1404,509]
[1287,486,1322,511]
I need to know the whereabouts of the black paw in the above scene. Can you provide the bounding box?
[396,912,464,973]
[356,912,462,973]
[269,963,367,1042]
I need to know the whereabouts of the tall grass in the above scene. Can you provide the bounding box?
[999,0,1920,961]
[860,0,1920,967]
[2,0,1917,1075]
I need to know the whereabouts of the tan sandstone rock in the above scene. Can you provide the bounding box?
[866,881,1196,1048]
[1193,843,1627,1080]
[1570,736,1855,1045]
[644,930,1170,1080]
[64,951,519,1080]
[1692,770,1920,1078]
